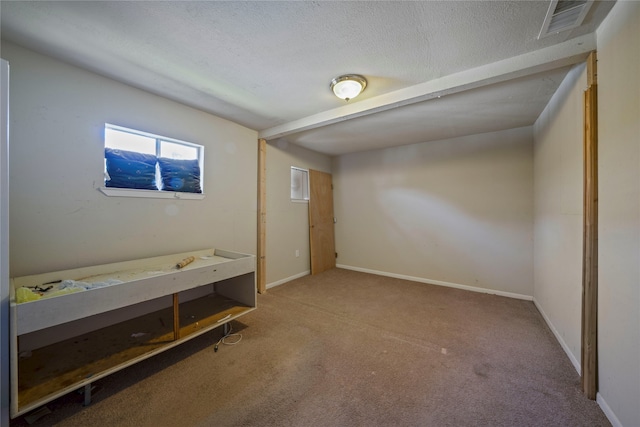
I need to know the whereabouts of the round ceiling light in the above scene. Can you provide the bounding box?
[330,74,367,101]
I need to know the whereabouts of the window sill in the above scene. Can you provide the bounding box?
[99,187,205,200]
[291,199,309,204]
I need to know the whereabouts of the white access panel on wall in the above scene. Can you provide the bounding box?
[1,57,11,427]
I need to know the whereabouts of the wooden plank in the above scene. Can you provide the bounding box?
[173,293,180,340]
[259,34,596,140]
[15,293,253,416]
[257,139,267,294]
[581,51,598,400]
[308,170,336,275]
[586,50,597,87]
[12,250,255,335]
[11,250,256,418]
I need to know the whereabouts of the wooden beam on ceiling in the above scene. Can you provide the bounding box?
[259,33,596,141]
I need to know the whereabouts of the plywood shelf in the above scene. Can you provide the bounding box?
[18,293,253,413]
[10,249,256,418]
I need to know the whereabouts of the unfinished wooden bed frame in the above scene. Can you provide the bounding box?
[9,248,256,418]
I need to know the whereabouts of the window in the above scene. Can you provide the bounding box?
[291,167,309,201]
[102,124,204,198]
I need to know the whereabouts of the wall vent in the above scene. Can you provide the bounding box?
[538,0,594,39]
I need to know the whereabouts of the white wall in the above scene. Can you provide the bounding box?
[333,127,534,298]
[532,3,640,425]
[532,63,586,371]
[2,41,258,277]
[265,139,331,287]
[595,2,640,426]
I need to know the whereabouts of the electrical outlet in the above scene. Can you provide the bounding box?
[295,249,299,257]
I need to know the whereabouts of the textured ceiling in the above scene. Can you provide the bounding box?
[0,1,614,155]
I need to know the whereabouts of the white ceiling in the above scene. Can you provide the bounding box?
[0,1,614,156]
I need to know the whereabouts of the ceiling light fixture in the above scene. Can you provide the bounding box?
[330,74,367,101]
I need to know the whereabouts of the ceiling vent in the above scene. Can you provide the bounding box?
[538,0,594,39]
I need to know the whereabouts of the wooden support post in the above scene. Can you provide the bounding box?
[173,293,180,341]
[581,51,598,400]
[257,139,267,294]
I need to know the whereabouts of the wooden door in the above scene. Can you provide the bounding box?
[309,170,335,275]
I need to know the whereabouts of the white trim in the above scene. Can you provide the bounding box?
[596,393,624,427]
[99,187,204,200]
[106,123,202,151]
[266,270,310,289]
[533,298,581,373]
[336,264,533,301]
[290,166,309,202]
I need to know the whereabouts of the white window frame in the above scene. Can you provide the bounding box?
[291,166,309,202]
[100,124,204,199]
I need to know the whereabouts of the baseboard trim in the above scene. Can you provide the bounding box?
[532,298,581,374]
[597,393,623,427]
[336,264,533,301]
[266,270,310,290]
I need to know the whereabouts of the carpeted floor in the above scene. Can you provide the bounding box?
[10,268,611,426]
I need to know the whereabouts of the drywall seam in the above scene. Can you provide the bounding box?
[533,298,580,373]
[336,264,533,301]
[266,270,310,289]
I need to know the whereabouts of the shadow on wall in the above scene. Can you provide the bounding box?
[334,127,533,293]
[377,188,526,288]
